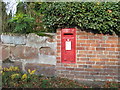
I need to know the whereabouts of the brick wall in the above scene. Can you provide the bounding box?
[56,28,120,82]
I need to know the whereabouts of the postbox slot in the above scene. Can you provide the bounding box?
[64,33,73,35]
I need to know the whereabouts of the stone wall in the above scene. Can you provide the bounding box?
[1,33,56,76]
[56,28,120,82]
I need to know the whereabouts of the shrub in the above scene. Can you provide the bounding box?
[40,2,120,35]
[9,13,35,34]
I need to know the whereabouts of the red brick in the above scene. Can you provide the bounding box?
[77,32,88,35]
[86,47,95,50]
[104,66,118,69]
[106,77,114,79]
[63,64,77,68]
[92,51,103,54]
[57,67,66,70]
[96,62,105,65]
[97,55,107,58]
[96,48,105,50]
[118,44,120,47]
[106,40,118,44]
[78,58,89,61]
[105,62,117,65]
[77,43,80,46]
[87,55,97,57]
[77,54,87,57]
[90,44,100,47]
[57,50,60,53]
[87,40,96,43]
[57,61,61,63]
[57,47,61,50]
[88,51,94,54]
[57,36,60,39]
[108,37,118,40]
[94,36,102,39]
[74,75,84,79]
[66,75,75,79]
[78,65,88,68]
[105,48,115,51]
[77,40,86,43]
[80,51,88,54]
[115,48,119,51]
[57,53,61,56]
[77,61,86,64]
[101,59,109,61]
[80,44,90,47]
[86,62,95,64]
[79,36,88,39]
[88,32,94,35]
[77,47,86,50]
[88,36,94,39]
[84,68,94,71]
[74,68,85,71]
[56,57,60,60]
[107,55,117,58]
[56,31,61,34]
[57,40,61,42]
[109,52,119,55]
[58,74,66,77]
[89,58,100,61]
[92,65,104,68]
[109,59,118,61]
[66,68,74,70]
[57,43,61,46]
[90,72,100,75]
[61,71,70,74]
[103,51,109,54]
[95,40,105,43]
[101,44,111,47]
[110,44,118,47]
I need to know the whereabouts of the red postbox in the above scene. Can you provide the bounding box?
[61,28,76,63]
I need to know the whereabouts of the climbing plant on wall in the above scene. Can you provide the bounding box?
[39,2,120,35]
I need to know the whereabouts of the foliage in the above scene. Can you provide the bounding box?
[2,2,12,33]
[39,2,120,35]
[9,13,35,34]
[15,2,48,33]
[1,66,120,88]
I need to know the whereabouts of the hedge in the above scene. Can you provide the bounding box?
[39,2,120,35]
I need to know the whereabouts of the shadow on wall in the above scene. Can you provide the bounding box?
[40,47,55,55]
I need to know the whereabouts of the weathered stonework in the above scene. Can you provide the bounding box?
[1,34,26,45]
[1,33,56,75]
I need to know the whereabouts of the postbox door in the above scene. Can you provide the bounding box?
[61,28,76,63]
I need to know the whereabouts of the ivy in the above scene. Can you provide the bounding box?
[39,2,120,35]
